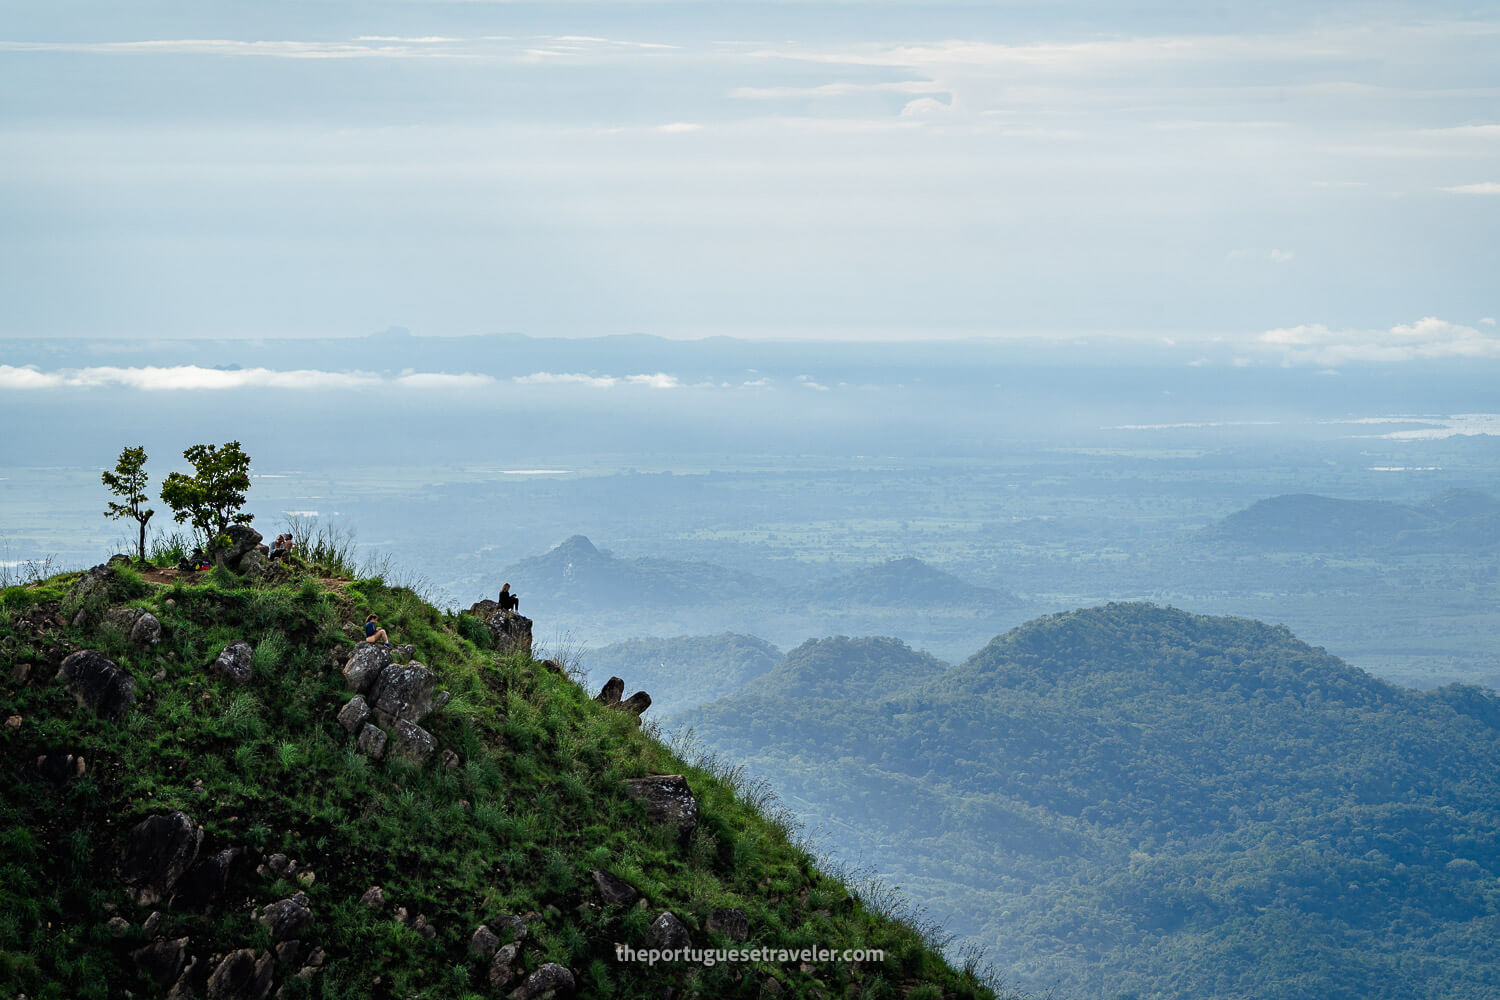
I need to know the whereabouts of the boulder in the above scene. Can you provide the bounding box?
[465,602,534,658]
[623,775,698,840]
[650,912,690,950]
[355,724,387,760]
[130,612,163,648]
[173,848,240,912]
[208,525,263,570]
[590,869,640,907]
[391,643,417,663]
[237,549,270,579]
[619,691,652,716]
[469,924,500,960]
[488,942,520,990]
[206,948,274,1000]
[441,748,460,770]
[359,885,385,909]
[210,641,255,686]
[133,937,189,988]
[368,662,439,727]
[57,650,136,722]
[336,696,370,734]
[707,908,749,942]
[275,939,301,965]
[491,913,529,942]
[594,677,624,707]
[341,644,392,694]
[120,811,202,905]
[67,563,118,608]
[258,892,312,941]
[391,720,437,764]
[507,963,575,1000]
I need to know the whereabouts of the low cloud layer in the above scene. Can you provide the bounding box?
[0,364,496,391]
[1260,317,1500,365]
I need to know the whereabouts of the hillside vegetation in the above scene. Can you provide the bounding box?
[0,548,995,1000]
[682,603,1500,999]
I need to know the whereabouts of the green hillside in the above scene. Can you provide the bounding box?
[683,603,1500,999]
[0,551,995,1000]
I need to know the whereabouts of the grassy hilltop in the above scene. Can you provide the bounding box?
[0,544,996,1000]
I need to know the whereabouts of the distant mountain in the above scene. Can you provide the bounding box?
[797,557,1020,610]
[583,633,782,715]
[681,603,1500,1000]
[502,535,775,609]
[1203,489,1500,552]
[730,635,947,703]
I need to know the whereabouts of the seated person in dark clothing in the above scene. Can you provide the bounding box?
[498,583,519,612]
[269,533,292,560]
[364,614,389,644]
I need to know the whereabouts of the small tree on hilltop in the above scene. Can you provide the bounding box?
[160,441,254,545]
[102,445,154,562]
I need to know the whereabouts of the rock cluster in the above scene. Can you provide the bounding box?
[594,676,652,718]
[337,642,450,767]
[465,599,534,657]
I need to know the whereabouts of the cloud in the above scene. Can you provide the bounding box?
[654,122,701,133]
[0,39,451,59]
[1442,182,1500,194]
[795,374,831,391]
[512,371,681,389]
[1228,248,1296,263]
[729,80,947,100]
[0,364,495,391]
[1482,317,1497,326]
[1260,316,1500,364]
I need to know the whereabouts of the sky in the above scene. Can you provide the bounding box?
[0,0,1496,356]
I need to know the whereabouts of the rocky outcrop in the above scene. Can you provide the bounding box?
[590,869,640,907]
[391,720,437,763]
[120,811,203,905]
[57,650,136,722]
[619,691,652,715]
[466,600,534,657]
[207,526,263,571]
[507,962,575,1000]
[650,911,691,950]
[205,948,274,1000]
[623,775,698,840]
[707,907,749,942]
[341,644,392,694]
[173,848,240,912]
[594,676,651,718]
[131,612,163,647]
[336,696,370,734]
[355,724,387,760]
[132,937,189,988]
[257,892,311,941]
[369,662,439,727]
[210,641,255,686]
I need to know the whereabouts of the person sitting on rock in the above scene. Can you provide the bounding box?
[364,614,389,644]
[269,534,292,561]
[498,583,519,612]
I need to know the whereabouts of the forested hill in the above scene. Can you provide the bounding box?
[1202,488,1500,552]
[0,549,994,1000]
[683,602,1500,1000]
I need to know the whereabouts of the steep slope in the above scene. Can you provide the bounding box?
[682,603,1500,1000]
[584,634,782,716]
[0,555,995,1000]
[502,535,775,611]
[796,559,1019,611]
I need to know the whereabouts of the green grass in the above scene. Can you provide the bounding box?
[0,558,998,1000]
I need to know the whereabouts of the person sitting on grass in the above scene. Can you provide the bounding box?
[364,614,389,644]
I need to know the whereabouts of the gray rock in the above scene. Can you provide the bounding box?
[594,676,624,707]
[355,724,387,760]
[143,910,162,935]
[173,849,240,911]
[133,936,189,988]
[274,939,301,965]
[341,643,392,694]
[619,691,652,716]
[237,549,270,579]
[107,916,130,937]
[121,811,202,904]
[130,612,163,647]
[466,602,534,657]
[206,948,274,1000]
[369,662,439,727]
[264,853,295,879]
[210,641,255,686]
[491,913,529,942]
[441,748,460,770]
[336,696,370,734]
[488,942,520,990]
[67,563,118,606]
[359,885,384,909]
[507,962,575,1000]
[707,907,749,942]
[391,643,417,663]
[258,892,311,941]
[57,650,136,722]
[390,720,436,764]
[590,869,640,907]
[650,911,690,950]
[469,924,500,960]
[623,775,698,840]
[208,525,263,570]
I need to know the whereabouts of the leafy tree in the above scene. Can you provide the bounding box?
[101,445,154,562]
[160,441,254,544]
